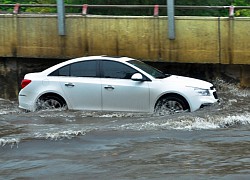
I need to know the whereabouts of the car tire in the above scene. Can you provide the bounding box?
[155,95,189,115]
[36,95,67,111]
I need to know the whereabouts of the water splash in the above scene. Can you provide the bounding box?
[0,80,249,145]
[221,114,250,128]
[0,138,20,148]
[30,123,93,141]
[0,99,19,115]
[114,113,250,131]
[214,78,250,97]
[35,130,86,140]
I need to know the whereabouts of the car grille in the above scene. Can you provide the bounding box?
[213,92,218,99]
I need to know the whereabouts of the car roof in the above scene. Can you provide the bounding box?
[71,55,135,63]
[43,55,136,74]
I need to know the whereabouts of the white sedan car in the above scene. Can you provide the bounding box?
[18,56,218,114]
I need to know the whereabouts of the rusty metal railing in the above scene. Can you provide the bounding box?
[1,3,250,37]
[1,4,250,17]
[1,4,250,9]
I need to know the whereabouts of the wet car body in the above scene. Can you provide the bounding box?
[18,56,218,114]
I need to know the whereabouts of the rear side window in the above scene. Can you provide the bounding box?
[49,65,70,76]
[71,61,96,77]
[49,60,97,77]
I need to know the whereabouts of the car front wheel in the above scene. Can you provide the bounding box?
[155,95,189,116]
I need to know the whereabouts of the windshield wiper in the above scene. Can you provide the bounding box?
[156,74,172,79]
[155,74,171,79]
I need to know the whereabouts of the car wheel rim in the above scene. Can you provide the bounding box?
[44,99,62,109]
[157,100,184,115]
[37,99,62,110]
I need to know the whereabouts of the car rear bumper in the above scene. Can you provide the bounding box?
[18,94,36,111]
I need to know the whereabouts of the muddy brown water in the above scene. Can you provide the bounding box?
[0,79,250,179]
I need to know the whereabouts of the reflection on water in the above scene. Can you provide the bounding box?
[0,79,250,179]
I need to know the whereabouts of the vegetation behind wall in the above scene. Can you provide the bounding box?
[0,0,250,16]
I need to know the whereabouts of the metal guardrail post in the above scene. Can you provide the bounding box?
[57,0,66,36]
[167,0,175,40]
[154,5,159,16]
[229,5,235,17]
[82,4,88,15]
[13,3,20,14]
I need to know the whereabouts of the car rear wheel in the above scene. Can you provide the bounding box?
[36,95,67,111]
[155,95,189,116]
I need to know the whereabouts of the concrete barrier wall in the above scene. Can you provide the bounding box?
[0,14,250,64]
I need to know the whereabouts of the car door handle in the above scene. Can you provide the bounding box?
[104,85,114,90]
[65,83,75,87]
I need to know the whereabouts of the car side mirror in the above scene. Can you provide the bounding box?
[131,73,144,81]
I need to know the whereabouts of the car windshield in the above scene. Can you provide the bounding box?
[128,60,168,79]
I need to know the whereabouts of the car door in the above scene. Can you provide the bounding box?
[101,60,150,112]
[55,60,102,110]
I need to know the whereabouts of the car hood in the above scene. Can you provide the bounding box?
[162,75,213,89]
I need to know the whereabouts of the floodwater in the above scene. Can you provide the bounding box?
[0,79,250,179]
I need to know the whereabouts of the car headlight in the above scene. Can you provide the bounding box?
[193,88,210,96]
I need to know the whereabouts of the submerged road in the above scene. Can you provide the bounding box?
[0,79,250,179]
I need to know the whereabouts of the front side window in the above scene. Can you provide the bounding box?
[102,60,137,79]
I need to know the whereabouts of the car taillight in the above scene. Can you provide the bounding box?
[21,79,32,89]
